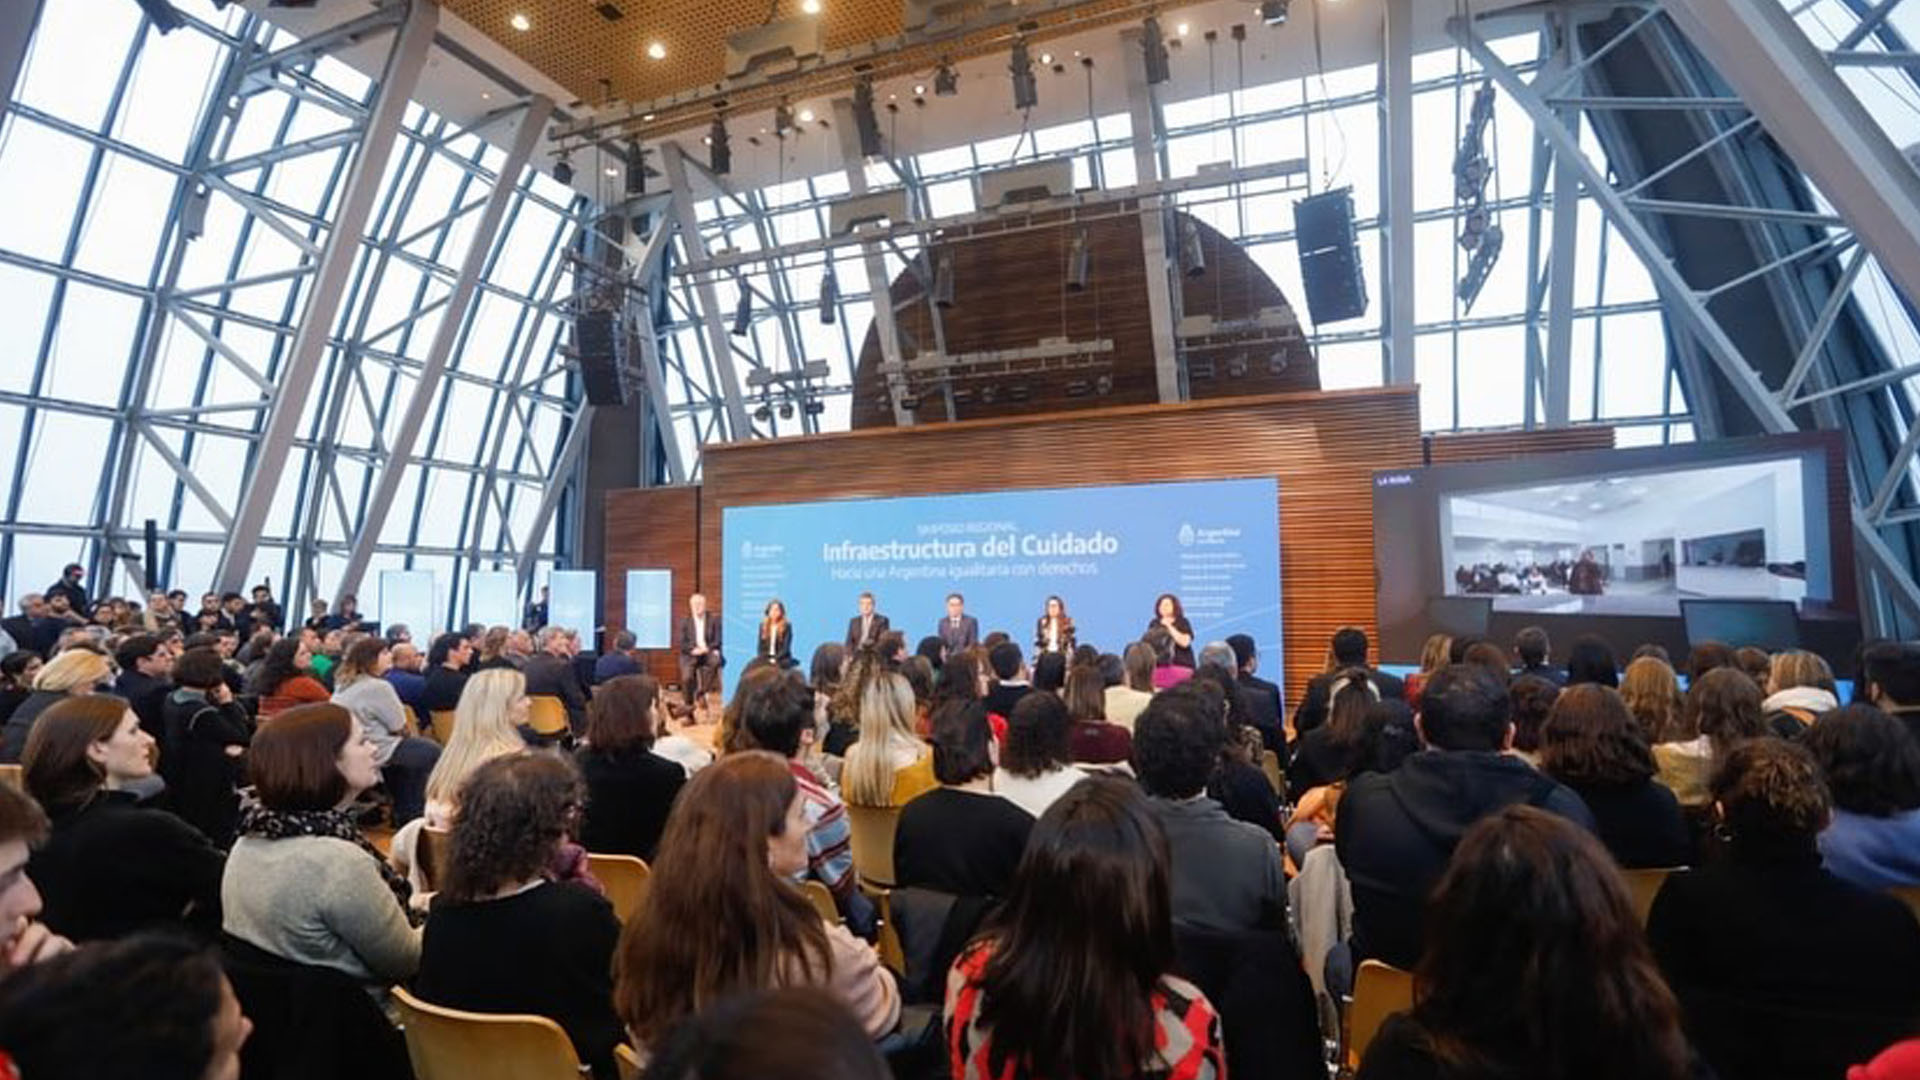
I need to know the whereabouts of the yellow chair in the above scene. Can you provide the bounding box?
[390,985,586,1080]
[526,696,571,739]
[416,826,455,894]
[1260,749,1282,793]
[1890,885,1920,929]
[1621,867,1683,927]
[428,710,458,745]
[873,887,906,974]
[614,1044,643,1080]
[801,879,842,924]
[0,765,20,790]
[587,853,651,923]
[845,803,901,889]
[1346,960,1414,1069]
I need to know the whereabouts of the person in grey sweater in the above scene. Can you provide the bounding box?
[222,702,420,984]
[331,638,440,824]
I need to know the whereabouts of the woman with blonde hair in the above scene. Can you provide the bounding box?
[1405,633,1452,708]
[388,669,528,893]
[1761,649,1838,737]
[1620,656,1685,743]
[0,648,113,764]
[473,626,515,671]
[840,671,935,807]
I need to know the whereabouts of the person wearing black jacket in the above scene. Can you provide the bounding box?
[1537,684,1690,869]
[523,628,589,736]
[1226,634,1284,753]
[1336,664,1594,972]
[112,634,172,742]
[1295,627,1405,737]
[161,648,253,848]
[22,695,225,942]
[420,632,473,714]
[43,566,86,617]
[1,595,45,661]
[896,700,1034,899]
[574,676,686,862]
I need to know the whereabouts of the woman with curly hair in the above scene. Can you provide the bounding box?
[248,638,328,719]
[1539,684,1690,868]
[1358,806,1696,1080]
[1802,704,1920,890]
[1648,738,1920,1080]
[1654,667,1766,808]
[412,753,623,1079]
[1620,655,1685,743]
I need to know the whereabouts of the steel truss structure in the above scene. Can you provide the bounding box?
[0,0,592,629]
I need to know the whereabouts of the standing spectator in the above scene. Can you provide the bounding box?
[895,701,1034,899]
[419,632,472,715]
[524,626,589,736]
[946,776,1226,1080]
[575,675,687,861]
[1337,664,1595,972]
[23,696,225,941]
[161,647,253,847]
[1648,738,1920,1080]
[248,638,329,719]
[332,638,441,825]
[1803,705,1920,890]
[1538,684,1691,869]
[413,754,622,1079]
[44,565,87,615]
[112,634,173,740]
[1,595,45,659]
[247,584,283,635]
[523,585,549,632]
[1356,807,1695,1080]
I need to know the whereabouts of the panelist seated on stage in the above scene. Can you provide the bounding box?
[757,600,797,669]
[936,593,979,658]
[1032,595,1076,660]
[676,593,724,711]
[844,592,890,653]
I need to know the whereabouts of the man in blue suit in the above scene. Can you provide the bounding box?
[936,593,979,658]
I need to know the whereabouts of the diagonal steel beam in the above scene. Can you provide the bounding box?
[659,140,755,438]
[0,0,45,128]
[214,0,438,593]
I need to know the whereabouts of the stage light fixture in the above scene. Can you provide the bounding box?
[732,284,753,336]
[819,267,838,325]
[1456,223,1504,310]
[1095,374,1113,395]
[802,0,821,11]
[805,400,826,416]
[853,79,885,158]
[934,58,959,96]
[552,154,574,184]
[1066,228,1091,292]
[709,116,731,174]
[1267,352,1288,374]
[1007,384,1031,402]
[1142,16,1171,84]
[932,253,955,308]
[1225,353,1249,378]
[779,401,796,419]
[1179,218,1206,278]
[774,101,794,137]
[900,393,922,410]
[509,12,531,30]
[1010,39,1039,111]
[1258,0,1288,25]
[753,404,773,422]
[134,0,189,33]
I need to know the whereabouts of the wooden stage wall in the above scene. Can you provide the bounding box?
[604,387,1612,707]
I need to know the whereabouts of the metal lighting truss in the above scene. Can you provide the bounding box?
[1450,0,1920,631]
[0,1,592,626]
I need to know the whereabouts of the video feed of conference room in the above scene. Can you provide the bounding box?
[1442,456,1811,619]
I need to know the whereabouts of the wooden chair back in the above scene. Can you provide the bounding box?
[614,1044,643,1080]
[1346,960,1414,1069]
[1260,749,1282,793]
[845,803,900,888]
[800,879,841,924]
[526,696,570,738]
[390,985,585,1080]
[1621,866,1683,927]
[428,710,458,745]
[586,853,651,923]
[416,826,454,894]
[1890,884,1920,929]
[0,764,20,790]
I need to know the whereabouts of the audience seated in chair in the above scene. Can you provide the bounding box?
[945,775,1225,1080]
[389,669,530,896]
[1295,627,1405,736]
[992,691,1087,820]
[23,695,225,942]
[248,638,329,720]
[1186,665,1286,842]
[895,699,1034,899]
[0,933,251,1080]
[523,627,589,736]
[1761,650,1838,737]
[0,647,114,764]
[1861,641,1920,744]
[419,632,472,715]
[983,642,1035,720]
[160,646,253,848]
[1064,662,1132,768]
[614,751,900,1059]
[221,703,421,985]
[1539,683,1692,869]
[413,753,624,1080]
[1654,667,1768,809]
[1103,642,1157,734]
[1288,667,1380,802]
[642,988,890,1080]
[331,637,441,825]
[0,780,71,977]
[1356,806,1699,1080]
[1647,738,1920,1080]
[1803,704,1920,890]
[841,670,936,808]
[1132,683,1285,935]
[575,674,687,862]
[1337,663,1595,972]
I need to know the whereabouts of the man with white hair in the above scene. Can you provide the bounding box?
[523,625,588,736]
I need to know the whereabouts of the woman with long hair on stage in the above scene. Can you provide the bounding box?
[1033,596,1077,661]
[757,600,795,670]
[1146,594,1195,670]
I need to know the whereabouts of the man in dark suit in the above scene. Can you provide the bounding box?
[523,626,589,737]
[1226,634,1284,754]
[936,593,979,657]
[113,634,173,741]
[1294,627,1405,738]
[844,592,890,653]
[1,594,45,659]
[676,593,723,713]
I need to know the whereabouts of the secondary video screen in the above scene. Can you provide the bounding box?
[1373,432,1858,666]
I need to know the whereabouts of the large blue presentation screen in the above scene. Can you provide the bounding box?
[720,477,1282,695]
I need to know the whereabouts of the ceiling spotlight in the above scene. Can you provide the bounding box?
[646,41,666,60]
[1176,21,1189,35]
[801,0,821,10]
[732,283,753,337]
[934,58,959,95]
[1179,217,1206,277]
[1258,0,1289,25]
[774,101,794,136]
[509,12,531,31]
[641,112,655,122]
[798,107,816,124]
[552,154,573,184]
[1010,39,1039,111]
[605,166,619,177]
[932,253,955,308]
[913,83,926,96]
[1066,228,1091,292]
[709,116,731,174]
[1143,16,1171,85]
[1039,52,1053,65]
[819,266,838,325]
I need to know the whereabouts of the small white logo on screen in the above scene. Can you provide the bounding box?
[1178,524,1195,547]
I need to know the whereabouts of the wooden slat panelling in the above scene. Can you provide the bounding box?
[696,387,1424,710]
[1427,426,1616,464]
[603,485,701,688]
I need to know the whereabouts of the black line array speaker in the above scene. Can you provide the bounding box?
[574,310,629,407]
[1293,187,1368,325]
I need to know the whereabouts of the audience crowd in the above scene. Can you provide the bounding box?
[0,565,1917,1080]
